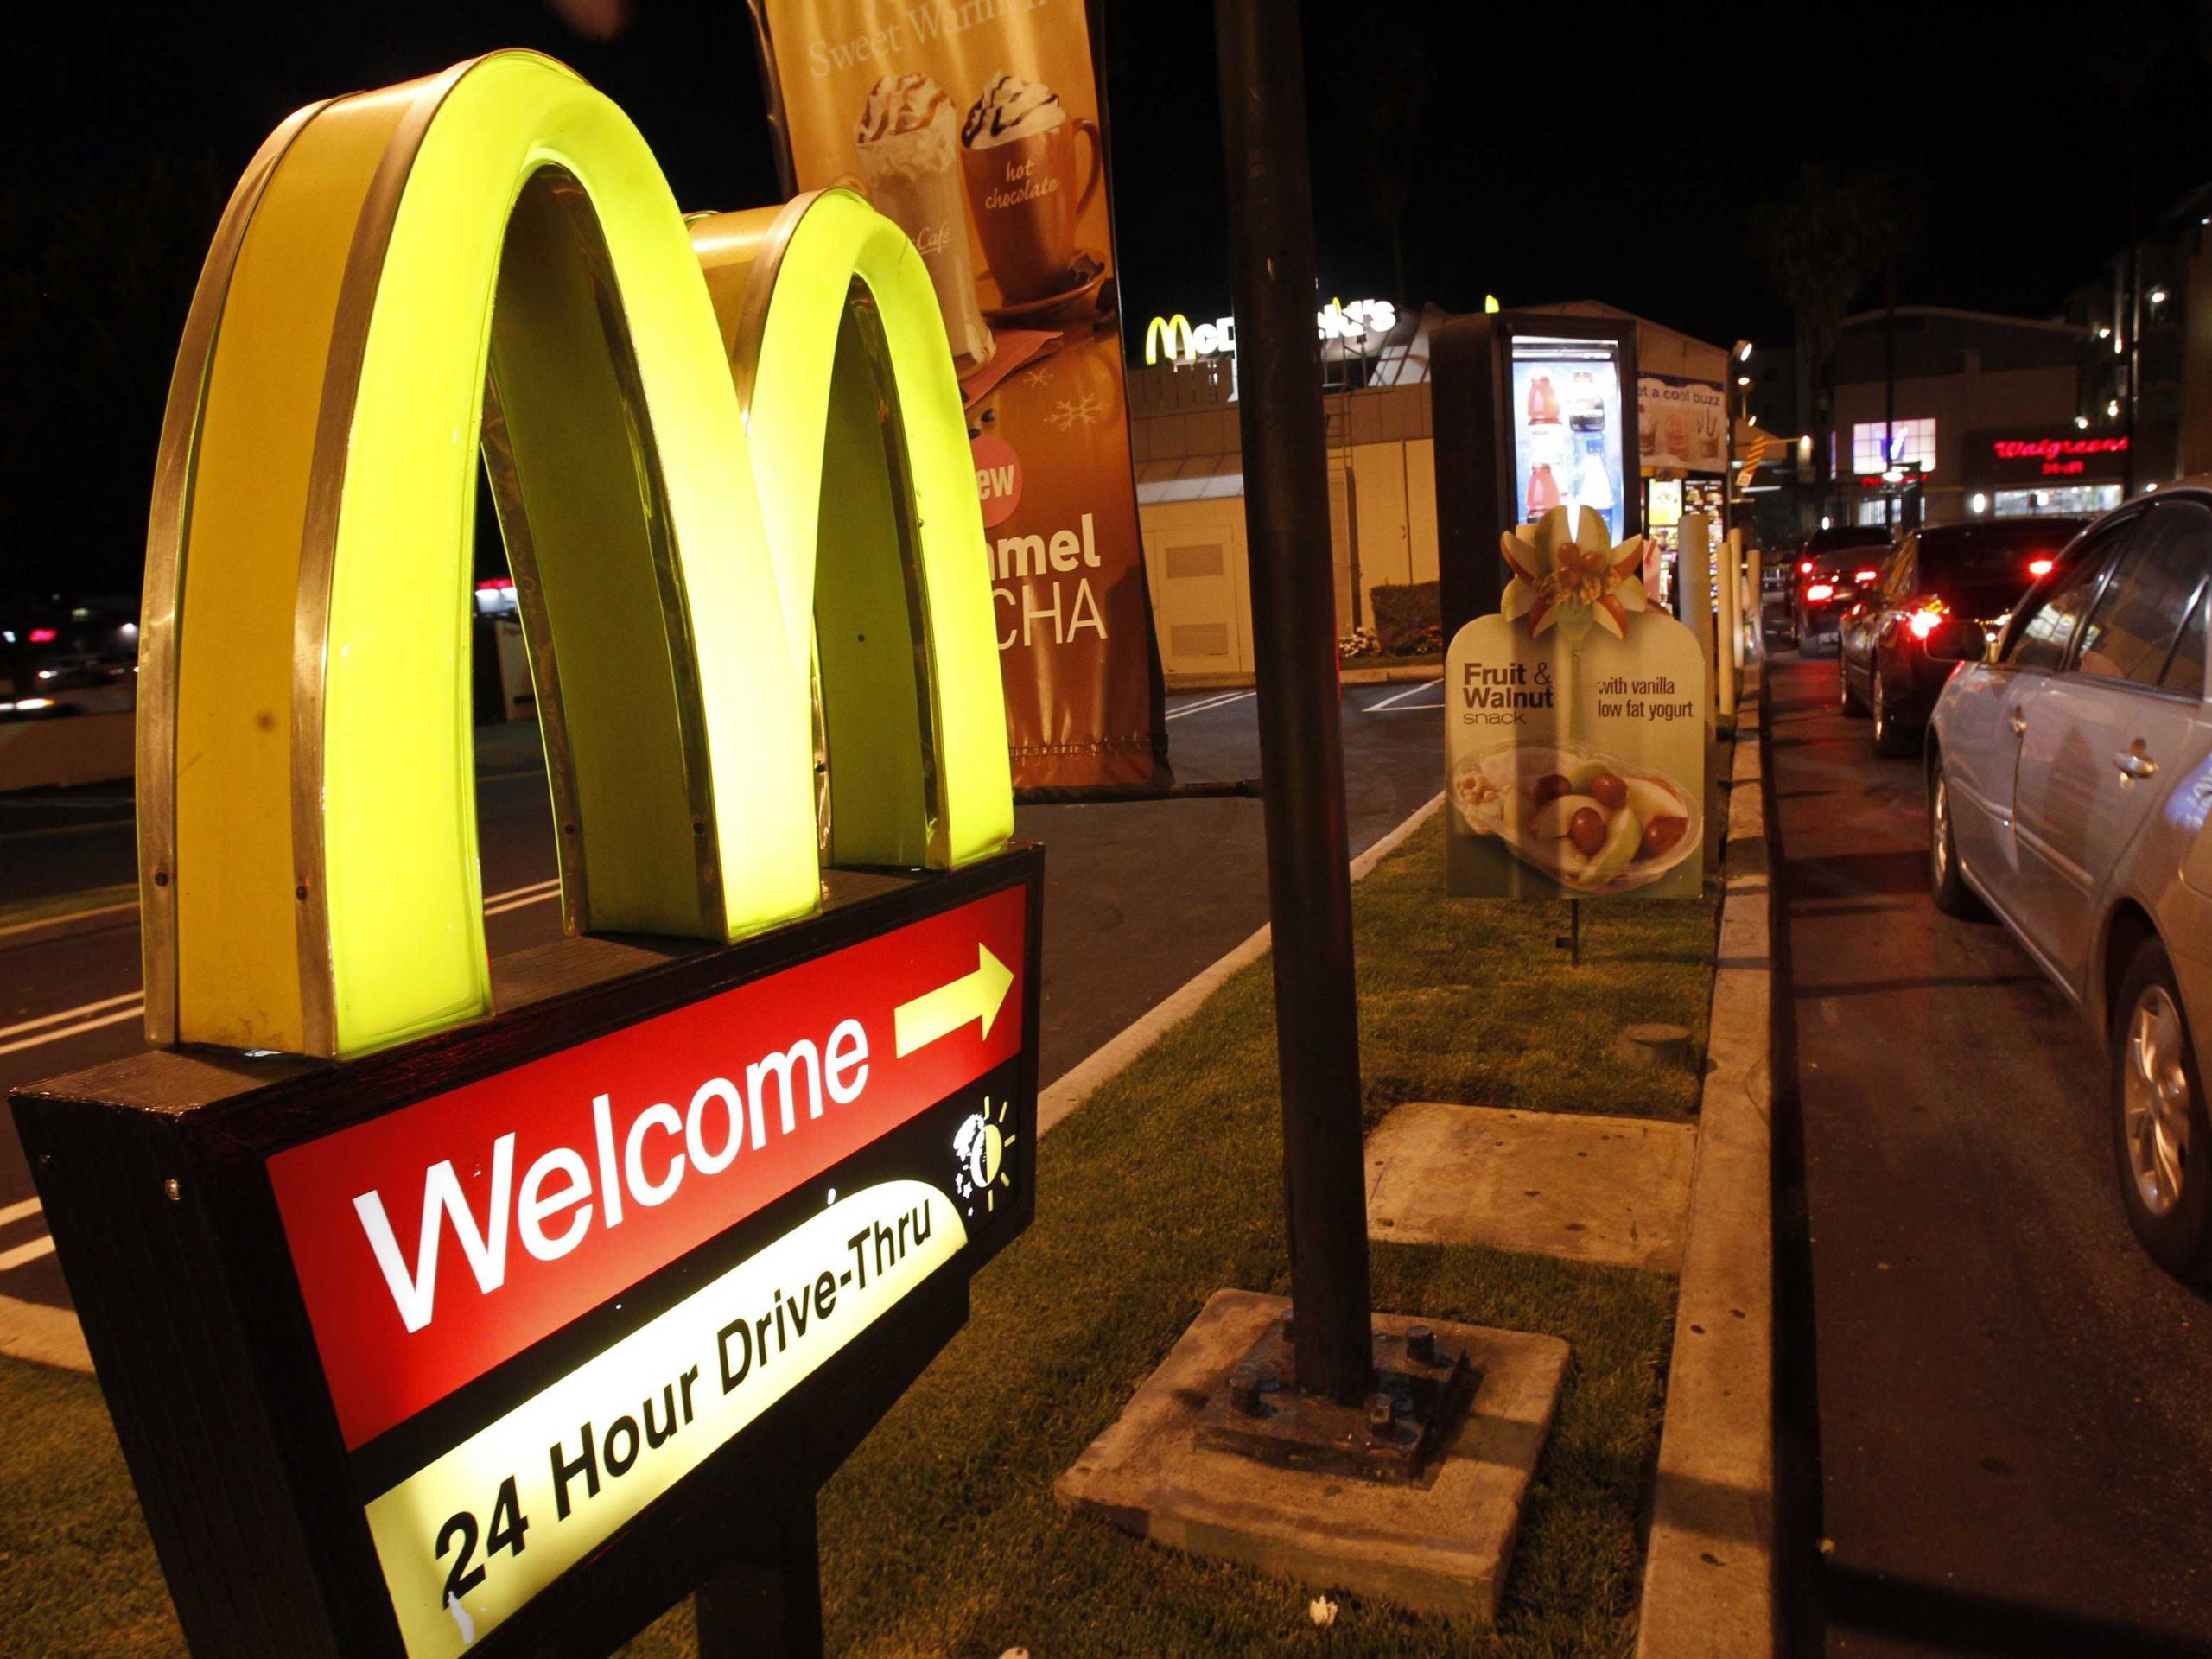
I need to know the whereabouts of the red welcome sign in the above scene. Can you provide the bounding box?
[269,886,1027,1449]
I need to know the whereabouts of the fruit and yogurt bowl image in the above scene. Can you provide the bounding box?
[1453,741,1700,893]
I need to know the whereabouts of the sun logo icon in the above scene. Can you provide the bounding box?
[952,1097,1015,1217]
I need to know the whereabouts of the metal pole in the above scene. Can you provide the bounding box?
[2125,129,2140,498]
[696,1497,823,1659]
[1212,0,1373,1406]
[1885,262,1897,533]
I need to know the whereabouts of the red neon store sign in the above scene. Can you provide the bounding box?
[1988,434,2127,480]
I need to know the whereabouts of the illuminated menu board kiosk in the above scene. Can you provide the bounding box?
[1433,311,1643,640]
[9,53,1037,1659]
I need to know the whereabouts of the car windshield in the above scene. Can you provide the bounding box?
[1916,521,2083,613]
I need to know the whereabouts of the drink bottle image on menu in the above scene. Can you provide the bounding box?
[1575,428,1615,512]
[1527,374,1561,426]
[1566,369,1605,432]
[1527,462,1560,519]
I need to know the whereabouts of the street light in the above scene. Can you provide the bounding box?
[1733,338,1754,362]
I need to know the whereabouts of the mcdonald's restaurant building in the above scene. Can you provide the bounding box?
[1128,302,1732,683]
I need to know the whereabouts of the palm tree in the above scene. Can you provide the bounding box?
[1747,165,1916,447]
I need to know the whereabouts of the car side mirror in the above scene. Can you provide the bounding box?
[1921,615,1989,664]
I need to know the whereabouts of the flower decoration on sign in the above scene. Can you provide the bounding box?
[1500,505,1648,642]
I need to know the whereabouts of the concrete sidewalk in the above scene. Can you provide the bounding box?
[1637,679,1777,1659]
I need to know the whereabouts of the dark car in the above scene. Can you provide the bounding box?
[1790,526,1893,654]
[1839,516,2088,753]
[0,594,141,717]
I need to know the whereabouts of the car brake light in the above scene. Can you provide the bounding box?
[27,627,55,644]
[1909,607,1945,639]
[2028,556,2055,577]
[1854,568,1879,583]
[1806,582,1834,602]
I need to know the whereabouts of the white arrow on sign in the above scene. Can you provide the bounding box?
[893,944,1015,1058]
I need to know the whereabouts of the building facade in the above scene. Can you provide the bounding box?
[1127,302,1729,681]
[1827,307,2090,529]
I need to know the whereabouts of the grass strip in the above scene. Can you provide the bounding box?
[624,820,1713,1656]
[0,819,1714,1656]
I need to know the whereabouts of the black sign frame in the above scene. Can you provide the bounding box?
[10,844,1044,1658]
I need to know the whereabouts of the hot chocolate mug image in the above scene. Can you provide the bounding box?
[960,71,1102,304]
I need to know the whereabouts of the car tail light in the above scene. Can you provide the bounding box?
[2028,556,2055,578]
[1909,607,1945,640]
[27,627,55,644]
[1854,568,1879,583]
[1805,582,1834,602]
[1800,559,1814,575]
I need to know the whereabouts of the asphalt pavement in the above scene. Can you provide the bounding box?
[1770,651,2212,1656]
[0,679,1444,1314]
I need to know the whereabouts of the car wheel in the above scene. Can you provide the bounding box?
[2110,938,2212,1281]
[1927,760,1984,918]
[1838,652,1867,715]
[1871,658,1912,756]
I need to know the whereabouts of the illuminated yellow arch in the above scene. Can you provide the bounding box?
[140,52,1009,1059]
[689,191,1011,871]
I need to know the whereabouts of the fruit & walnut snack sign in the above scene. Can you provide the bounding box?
[1446,506,1707,900]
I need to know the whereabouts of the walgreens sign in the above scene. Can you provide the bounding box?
[1986,432,2130,480]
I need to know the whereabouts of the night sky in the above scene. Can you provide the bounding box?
[8,0,2212,589]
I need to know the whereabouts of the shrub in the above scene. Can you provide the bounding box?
[1370,581,1440,655]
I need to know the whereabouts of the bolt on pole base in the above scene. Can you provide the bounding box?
[1195,1309,1476,1483]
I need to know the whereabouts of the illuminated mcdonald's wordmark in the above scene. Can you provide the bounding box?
[1142,297,1399,365]
[139,49,1012,1059]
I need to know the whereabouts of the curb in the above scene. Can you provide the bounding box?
[1038,791,1444,1138]
[1637,664,1777,1657]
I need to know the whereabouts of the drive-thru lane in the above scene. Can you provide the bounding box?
[1770,652,2212,1655]
[0,680,1442,1314]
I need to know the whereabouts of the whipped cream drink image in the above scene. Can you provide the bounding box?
[961,71,1065,147]
[855,72,992,366]
[959,71,1101,306]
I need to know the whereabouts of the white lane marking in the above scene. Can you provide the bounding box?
[0,1234,57,1273]
[1164,690,1243,720]
[0,899,139,943]
[0,990,143,1043]
[484,876,563,918]
[1167,690,1255,721]
[0,1197,41,1228]
[0,878,567,1058]
[1364,678,1443,713]
[484,876,560,906]
[0,1004,143,1058]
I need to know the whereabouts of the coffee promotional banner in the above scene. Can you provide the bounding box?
[750,0,1171,789]
[1446,508,1707,901]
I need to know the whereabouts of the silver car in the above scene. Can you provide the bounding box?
[1924,486,2212,1277]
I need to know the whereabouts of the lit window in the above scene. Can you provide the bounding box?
[1851,418,1936,474]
